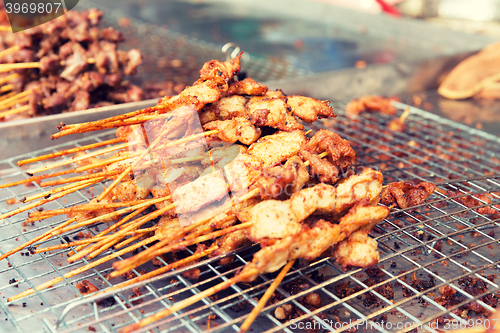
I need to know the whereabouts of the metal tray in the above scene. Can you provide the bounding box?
[0,102,500,333]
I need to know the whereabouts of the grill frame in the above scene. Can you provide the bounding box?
[0,102,499,333]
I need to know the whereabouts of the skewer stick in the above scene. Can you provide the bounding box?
[0,179,97,221]
[239,260,296,333]
[170,156,205,164]
[0,46,20,58]
[123,268,260,333]
[0,83,13,92]
[0,62,40,72]
[0,73,19,86]
[0,104,29,119]
[73,205,150,253]
[7,232,162,302]
[51,112,166,139]
[27,140,140,174]
[17,137,126,166]
[34,228,153,253]
[0,89,30,109]
[39,169,122,187]
[0,26,11,31]
[111,234,158,253]
[84,225,156,261]
[0,152,132,190]
[97,130,218,202]
[114,227,157,249]
[85,202,172,259]
[69,201,175,262]
[0,217,76,262]
[57,106,160,133]
[0,91,15,102]
[27,197,153,220]
[50,196,172,238]
[114,187,260,272]
[0,94,29,110]
[23,177,103,203]
[97,247,217,296]
[400,106,411,123]
[113,151,327,275]
[35,236,108,253]
[110,222,253,278]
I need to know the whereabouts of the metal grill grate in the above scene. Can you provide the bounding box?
[1,102,500,333]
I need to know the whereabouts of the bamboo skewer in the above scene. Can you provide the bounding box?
[34,228,154,253]
[0,94,29,110]
[84,222,155,261]
[0,91,15,102]
[51,112,167,139]
[0,73,19,85]
[0,58,96,73]
[0,217,77,262]
[0,62,39,73]
[113,187,260,273]
[239,260,296,333]
[400,106,410,123]
[7,233,162,302]
[55,105,160,134]
[17,137,126,166]
[0,179,98,221]
[39,169,123,187]
[68,201,175,262]
[0,89,30,109]
[27,197,154,220]
[0,152,132,190]
[26,140,140,174]
[123,268,260,333]
[0,46,20,58]
[110,222,253,278]
[114,228,156,249]
[0,26,11,32]
[22,178,103,204]
[49,196,172,239]
[96,247,217,297]
[0,104,30,119]
[72,206,150,254]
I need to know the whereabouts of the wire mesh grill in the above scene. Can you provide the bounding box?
[1,102,500,333]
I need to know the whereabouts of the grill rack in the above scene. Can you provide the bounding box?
[0,103,499,333]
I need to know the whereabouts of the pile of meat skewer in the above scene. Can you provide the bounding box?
[0,7,156,121]
[0,54,394,332]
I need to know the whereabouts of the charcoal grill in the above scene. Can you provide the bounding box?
[1,102,500,333]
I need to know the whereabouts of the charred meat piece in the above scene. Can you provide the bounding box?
[446,190,499,215]
[346,95,397,117]
[287,96,336,123]
[299,130,355,183]
[227,77,268,96]
[203,117,261,145]
[381,181,436,209]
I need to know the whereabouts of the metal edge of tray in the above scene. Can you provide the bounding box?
[0,99,157,159]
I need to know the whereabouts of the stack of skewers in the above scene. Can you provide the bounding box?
[0,7,149,122]
[0,53,401,332]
